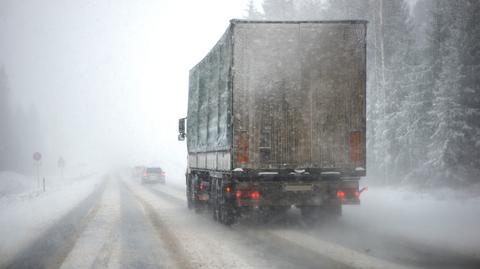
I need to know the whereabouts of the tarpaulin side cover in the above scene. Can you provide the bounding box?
[187,27,232,153]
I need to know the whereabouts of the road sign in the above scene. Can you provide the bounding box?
[33,152,42,162]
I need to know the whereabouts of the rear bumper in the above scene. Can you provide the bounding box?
[142,176,166,183]
[234,180,360,207]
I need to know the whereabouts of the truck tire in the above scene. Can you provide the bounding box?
[186,175,193,209]
[212,190,219,221]
[211,179,236,225]
[189,175,204,213]
[219,200,236,225]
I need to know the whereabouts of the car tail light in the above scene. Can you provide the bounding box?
[235,191,242,199]
[250,191,260,200]
[355,191,360,198]
[336,190,345,199]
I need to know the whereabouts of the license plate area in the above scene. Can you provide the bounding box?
[283,184,312,192]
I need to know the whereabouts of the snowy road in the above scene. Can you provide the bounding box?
[2,174,480,269]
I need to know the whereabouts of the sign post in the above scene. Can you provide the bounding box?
[58,157,65,180]
[33,152,42,188]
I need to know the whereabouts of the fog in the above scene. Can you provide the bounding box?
[0,0,252,179]
[1,1,480,268]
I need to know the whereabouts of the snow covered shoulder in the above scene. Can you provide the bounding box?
[0,172,104,266]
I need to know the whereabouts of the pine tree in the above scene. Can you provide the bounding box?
[457,0,480,183]
[262,0,295,20]
[426,0,470,186]
[245,0,263,20]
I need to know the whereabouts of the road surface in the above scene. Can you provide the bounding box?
[3,174,480,269]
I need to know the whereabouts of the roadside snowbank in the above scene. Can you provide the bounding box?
[0,171,36,196]
[0,172,104,265]
[343,185,480,257]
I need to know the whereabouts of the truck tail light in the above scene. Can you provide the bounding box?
[350,131,362,163]
[336,190,345,199]
[250,191,260,200]
[235,190,260,200]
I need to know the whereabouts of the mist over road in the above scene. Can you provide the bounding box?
[2,173,479,269]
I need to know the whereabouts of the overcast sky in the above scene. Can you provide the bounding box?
[0,0,254,177]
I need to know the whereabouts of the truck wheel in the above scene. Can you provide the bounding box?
[189,176,203,213]
[212,193,219,221]
[187,185,193,210]
[220,202,236,225]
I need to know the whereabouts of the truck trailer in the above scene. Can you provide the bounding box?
[178,20,367,225]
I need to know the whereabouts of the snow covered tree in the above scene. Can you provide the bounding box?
[423,0,480,186]
[245,0,264,20]
[262,0,295,20]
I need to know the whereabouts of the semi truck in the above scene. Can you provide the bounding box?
[178,20,367,225]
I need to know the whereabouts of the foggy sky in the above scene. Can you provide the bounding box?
[0,0,251,178]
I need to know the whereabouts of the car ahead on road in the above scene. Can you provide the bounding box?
[142,167,166,184]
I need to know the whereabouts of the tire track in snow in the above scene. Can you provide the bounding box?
[60,178,122,269]
[4,176,107,269]
[141,180,351,269]
[121,180,193,269]
[145,179,420,269]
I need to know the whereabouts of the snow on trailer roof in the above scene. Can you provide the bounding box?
[190,19,368,72]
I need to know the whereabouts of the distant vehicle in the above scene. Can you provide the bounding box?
[132,166,146,178]
[142,167,166,184]
[178,20,367,225]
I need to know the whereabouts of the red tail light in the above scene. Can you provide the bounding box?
[250,191,260,200]
[336,190,345,199]
[235,190,260,200]
[355,191,360,198]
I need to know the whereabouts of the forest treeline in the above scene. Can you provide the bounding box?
[247,0,480,187]
[0,68,45,173]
